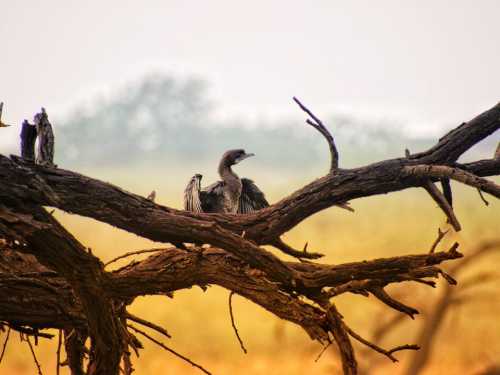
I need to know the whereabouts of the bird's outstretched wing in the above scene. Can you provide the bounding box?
[239,178,269,213]
[192,178,268,213]
[184,174,203,213]
[200,181,225,213]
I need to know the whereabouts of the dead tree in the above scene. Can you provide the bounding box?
[0,99,499,375]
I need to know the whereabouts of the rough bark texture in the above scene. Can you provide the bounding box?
[0,101,498,375]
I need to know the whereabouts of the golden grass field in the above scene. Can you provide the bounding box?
[1,168,498,375]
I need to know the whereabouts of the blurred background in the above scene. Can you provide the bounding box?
[0,1,499,374]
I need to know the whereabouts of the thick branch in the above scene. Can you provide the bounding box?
[0,204,123,375]
[0,102,498,375]
[410,102,500,162]
[404,164,500,199]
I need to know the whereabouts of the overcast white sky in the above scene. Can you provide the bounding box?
[1,1,499,148]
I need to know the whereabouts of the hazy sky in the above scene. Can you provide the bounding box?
[1,1,499,149]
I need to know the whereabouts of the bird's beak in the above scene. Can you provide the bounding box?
[235,152,255,164]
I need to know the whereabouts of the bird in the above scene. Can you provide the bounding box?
[184,149,269,214]
[0,102,12,128]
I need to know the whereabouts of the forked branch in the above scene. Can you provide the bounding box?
[0,100,498,375]
[293,96,339,173]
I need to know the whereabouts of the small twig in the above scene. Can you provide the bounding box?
[128,325,211,375]
[346,326,419,362]
[228,292,247,354]
[293,96,339,173]
[423,180,461,231]
[0,327,10,363]
[272,238,324,259]
[429,228,449,254]
[477,188,489,206]
[439,270,457,285]
[56,330,61,375]
[105,248,167,267]
[26,336,43,375]
[335,202,355,212]
[370,287,419,319]
[126,312,171,339]
[10,326,54,339]
[314,342,331,362]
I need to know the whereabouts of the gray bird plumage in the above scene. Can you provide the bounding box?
[184,149,269,214]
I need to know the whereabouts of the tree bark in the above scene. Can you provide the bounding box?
[0,101,498,374]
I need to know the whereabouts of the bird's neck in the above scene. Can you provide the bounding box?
[218,161,239,182]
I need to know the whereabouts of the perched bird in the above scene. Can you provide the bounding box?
[184,149,269,214]
[0,102,12,128]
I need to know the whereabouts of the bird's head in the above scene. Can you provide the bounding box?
[221,149,255,166]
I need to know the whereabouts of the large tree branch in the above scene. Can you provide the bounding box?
[0,101,498,375]
[0,239,462,347]
[0,203,123,375]
[0,104,497,253]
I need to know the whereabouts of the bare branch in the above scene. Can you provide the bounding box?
[26,335,43,375]
[370,287,419,319]
[477,188,490,206]
[63,329,87,375]
[228,292,247,354]
[326,304,357,375]
[271,238,324,259]
[405,165,500,199]
[56,330,61,375]
[314,342,332,362]
[346,325,419,362]
[0,327,10,364]
[429,228,449,254]
[125,312,171,339]
[410,102,500,162]
[128,325,212,375]
[0,101,498,375]
[293,96,339,173]
[440,178,453,206]
[422,180,461,231]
